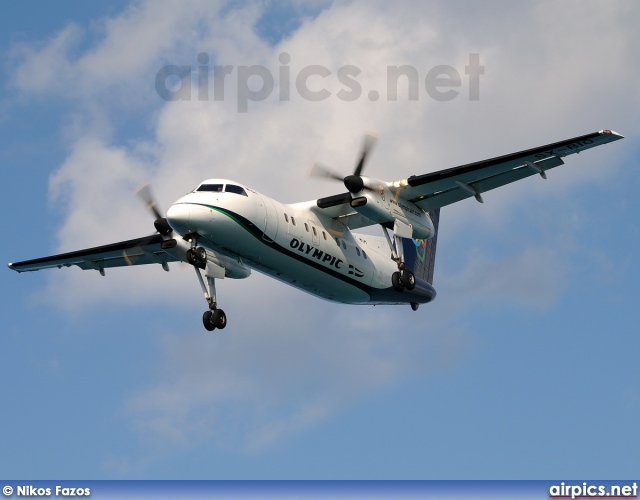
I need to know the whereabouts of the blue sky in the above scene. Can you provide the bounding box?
[1,0,639,480]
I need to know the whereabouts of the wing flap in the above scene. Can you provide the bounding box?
[8,234,178,273]
[334,212,377,231]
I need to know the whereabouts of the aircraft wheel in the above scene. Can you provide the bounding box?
[410,302,419,311]
[195,246,207,264]
[392,271,404,292]
[202,310,216,331]
[187,249,197,266]
[213,309,227,329]
[402,269,416,290]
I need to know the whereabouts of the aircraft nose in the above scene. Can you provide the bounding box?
[166,203,191,232]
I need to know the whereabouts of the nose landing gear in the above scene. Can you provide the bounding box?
[189,241,227,332]
[186,246,208,268]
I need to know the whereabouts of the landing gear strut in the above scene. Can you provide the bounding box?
[188,239,227,331]
[382,225,416,292]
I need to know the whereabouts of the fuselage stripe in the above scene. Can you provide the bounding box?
[189,202,435,303]
[192,202,372,290]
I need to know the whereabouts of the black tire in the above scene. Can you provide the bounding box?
[186,249,197,266]
[195,246,207,264]
[202,310,216,331]
[402,269,416,290]
[392,271,404,292]
[213,309,227,329]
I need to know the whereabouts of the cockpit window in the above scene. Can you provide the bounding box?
[225,184,248,196]
[195,183,248,196]
[196,184,223,192]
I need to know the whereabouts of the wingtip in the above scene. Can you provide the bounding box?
[600,129,624,139]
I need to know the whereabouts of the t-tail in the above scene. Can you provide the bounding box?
[402,208,440,286]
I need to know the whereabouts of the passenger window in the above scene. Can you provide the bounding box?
[335,238,340,247]
[312,226,317,236]
[363,250,367,259]
[284,213,289,223]
[341,240,346,250]
[304,223,309,232]
[291,217,296,226]
[322,231,327,240]
[356,248,361,257]
[225,184,248,196]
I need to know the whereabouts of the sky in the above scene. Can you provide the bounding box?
[1,0,639,480]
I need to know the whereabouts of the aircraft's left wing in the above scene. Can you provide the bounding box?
[395,129,623,211]
[8,234,179,275]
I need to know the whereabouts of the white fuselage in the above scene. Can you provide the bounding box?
[165,179,436,306]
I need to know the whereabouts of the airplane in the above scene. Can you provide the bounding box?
[8,129,623,331]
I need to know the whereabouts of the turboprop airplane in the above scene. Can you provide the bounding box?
[8,130,623,331]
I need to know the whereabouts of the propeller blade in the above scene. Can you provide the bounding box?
[307,162,344,182]
[136,183,173,236]
[122,249,136,266]
[353,132,378,177]
[308,132,379,194]
[135,183,163,221]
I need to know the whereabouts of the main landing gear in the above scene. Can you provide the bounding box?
[202,309,227,331]
[391,267,415,292]
[187,238,227,332]
[382,224,416,293]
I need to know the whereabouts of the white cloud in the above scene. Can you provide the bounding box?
[10,23,82,95]
[10,0,639,457]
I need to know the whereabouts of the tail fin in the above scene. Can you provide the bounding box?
[402,208,440,285]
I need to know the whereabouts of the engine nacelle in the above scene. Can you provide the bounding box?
[350,190,434,240]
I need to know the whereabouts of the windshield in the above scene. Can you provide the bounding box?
[195,183,247,196]
[196,183,223,192]
[225,184,248,196]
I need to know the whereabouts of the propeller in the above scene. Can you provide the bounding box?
[308,132,378,193]
[136,183,173,236]
[354,132,377,177]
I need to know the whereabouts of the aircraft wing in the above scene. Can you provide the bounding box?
[8,234,179,274]
[396,130,623,211]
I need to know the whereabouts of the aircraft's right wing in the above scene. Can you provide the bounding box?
[394,129,623,211]
[8,234,180,275]
[311,130,623,230]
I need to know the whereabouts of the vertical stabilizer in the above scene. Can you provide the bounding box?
[401,208,440,285]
